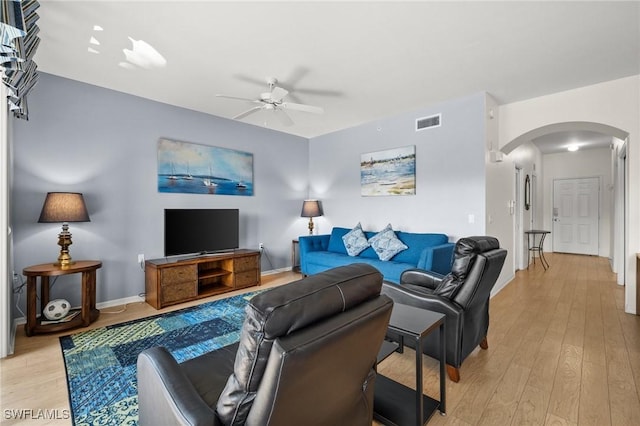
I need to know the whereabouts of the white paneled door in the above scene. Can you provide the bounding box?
[552,177,599,255]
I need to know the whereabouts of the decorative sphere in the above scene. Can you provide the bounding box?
[43,299,71,320]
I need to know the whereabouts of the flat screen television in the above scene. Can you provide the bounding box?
[164,209,239,257]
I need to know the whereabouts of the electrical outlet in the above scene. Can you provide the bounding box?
[137,254,145,265]
[259,243,264,250]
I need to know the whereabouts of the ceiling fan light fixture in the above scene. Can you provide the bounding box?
[217,76,324,126]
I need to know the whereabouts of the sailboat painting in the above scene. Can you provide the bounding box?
[360,145,415,196]
[158,138,254,196]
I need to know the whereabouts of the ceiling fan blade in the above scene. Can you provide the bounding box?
[234,74,268,87]
[216,94,258,103]
[274,108,294,126]
[233,106,263,120]
[281,102,324,114]
[270,86,288,102]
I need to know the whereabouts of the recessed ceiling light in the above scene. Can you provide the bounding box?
[93,25,103,31]
[88,47,99,54]
[89,36,100,46]
[567,145,579,152]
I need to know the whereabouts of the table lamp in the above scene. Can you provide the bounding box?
[300,200,323,235]
[38,192,90,268]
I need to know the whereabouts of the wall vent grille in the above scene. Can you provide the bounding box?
[416,113,441,131]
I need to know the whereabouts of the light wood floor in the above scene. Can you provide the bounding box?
[1,253,639,425]
[376,253,640,426]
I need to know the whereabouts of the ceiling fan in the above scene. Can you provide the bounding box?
[216,77,324,126]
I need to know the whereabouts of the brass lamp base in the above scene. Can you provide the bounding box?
[307,217,315,235]
[55,223,75,269]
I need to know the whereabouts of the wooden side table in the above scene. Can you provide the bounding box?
[23,260,102,336]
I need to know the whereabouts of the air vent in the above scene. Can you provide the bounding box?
[416,113,441,131]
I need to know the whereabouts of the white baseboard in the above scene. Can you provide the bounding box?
[261,267,293,276]
[96,295,146,310]
[490,273,515,298]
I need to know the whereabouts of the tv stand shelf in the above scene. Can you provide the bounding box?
[145,249,261,309]
[199,268,231,280]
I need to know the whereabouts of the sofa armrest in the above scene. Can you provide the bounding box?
[418,243,455,275]
[137,347,220,426]
[400,268,444,290]
[298,234,331,274]
[298,234,330,252]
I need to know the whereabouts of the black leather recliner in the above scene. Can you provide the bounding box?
[381,236,506,382]
[137,263,393,425]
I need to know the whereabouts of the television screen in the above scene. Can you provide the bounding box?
[164,209,239,257]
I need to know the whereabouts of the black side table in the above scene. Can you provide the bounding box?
[375,304,446,425]
[525,230,551,270]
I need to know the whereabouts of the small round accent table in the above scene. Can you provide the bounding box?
[524,230,551,270]
[23,260,102,336]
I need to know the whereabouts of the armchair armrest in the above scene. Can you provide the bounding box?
[381,282,465,367]
[400,268,445,290]
[137,347,220,426]
[381,282,461,319]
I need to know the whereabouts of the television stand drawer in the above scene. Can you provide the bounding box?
[235,270,259,289]
[235,255,259,273]
[160,265,197,285]
[161,280,198,305]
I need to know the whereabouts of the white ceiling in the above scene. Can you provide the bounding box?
[34,1,639,145]
[532,130,614,155]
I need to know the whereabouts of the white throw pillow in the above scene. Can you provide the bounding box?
[342,223,370,256]
[369,224,408,261]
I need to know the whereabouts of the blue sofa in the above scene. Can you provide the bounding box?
[299,227,454,283]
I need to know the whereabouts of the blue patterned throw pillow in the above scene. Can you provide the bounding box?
[342,223,370,256]
[369,224,408,261]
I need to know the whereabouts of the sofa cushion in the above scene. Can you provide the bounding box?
[327,227,350,254]
[369,224,408,261]
[304,251,415,284]
[215,263,383,425]
[342,223,370,256]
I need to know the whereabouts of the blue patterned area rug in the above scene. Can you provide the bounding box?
[59,291,258,425]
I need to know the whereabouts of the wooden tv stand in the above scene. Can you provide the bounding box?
[144,249,261,309]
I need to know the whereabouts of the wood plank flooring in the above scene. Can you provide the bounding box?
[375,253,640,426]
[1,253,639,425]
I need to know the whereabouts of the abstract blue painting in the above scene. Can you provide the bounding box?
[361,145,416,196]
[158,138,254,196]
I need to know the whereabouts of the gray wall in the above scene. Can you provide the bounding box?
[308,93,487,240]
[11,73,308,310]
[10,75,489,316]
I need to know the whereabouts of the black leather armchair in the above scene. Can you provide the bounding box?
[137,263,393,425]
[381,236,506,382]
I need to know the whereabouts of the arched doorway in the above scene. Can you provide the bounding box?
[501,121,628,284]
